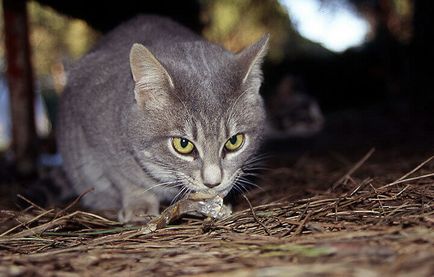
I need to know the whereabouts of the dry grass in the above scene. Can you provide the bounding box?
[0,152,433,276]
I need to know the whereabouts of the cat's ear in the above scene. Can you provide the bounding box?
[236,34,270,85]
[130,43,174,107]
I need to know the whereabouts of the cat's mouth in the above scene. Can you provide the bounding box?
[182,169,242,198]
[181,180,230,198]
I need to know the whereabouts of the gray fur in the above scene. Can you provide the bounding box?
[57,15,268,222]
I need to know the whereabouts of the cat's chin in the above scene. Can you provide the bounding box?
[208,187,232,199]
[161,186,232,203]
[196,188,230,198]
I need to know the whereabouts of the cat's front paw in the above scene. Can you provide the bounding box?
[118,193,160,223]
[118,208,158,223]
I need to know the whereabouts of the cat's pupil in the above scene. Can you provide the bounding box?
[180,138,189,148]
[229,135,238,144]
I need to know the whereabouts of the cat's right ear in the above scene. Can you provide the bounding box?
[129,43,174,107]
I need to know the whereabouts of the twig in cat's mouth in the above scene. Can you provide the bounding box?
[140,192,231,231]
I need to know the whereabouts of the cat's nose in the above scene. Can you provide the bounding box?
[204,181,221,188]
[202,164,222,188]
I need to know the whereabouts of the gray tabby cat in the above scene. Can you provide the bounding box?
[57,15,269,222]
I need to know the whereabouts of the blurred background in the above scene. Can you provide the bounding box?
[0,0,433,195]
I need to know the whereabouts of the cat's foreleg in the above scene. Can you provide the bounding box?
[118,186,160,223]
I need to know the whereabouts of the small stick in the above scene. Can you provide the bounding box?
[17,194,47,212]
[334,198,340,222]
[242,194,271,236]
[0,209,55,237]
[294,212,311,236]
[279,225,297,237]
[369,184,385,215]
[7,210,112,238]
[396,156,434,182]
[376,202,410,225]
[377,156,434,190]
[378,172,434,189]
[298,202,311,220]
[349,178,372,196]
[330,148,375,191]
[395,184,410,198]
[57,188,95,216]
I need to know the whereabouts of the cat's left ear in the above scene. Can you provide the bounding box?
[236,34,270,86]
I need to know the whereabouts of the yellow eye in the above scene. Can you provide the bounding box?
[224,133,245,152]
[172,137,195,154]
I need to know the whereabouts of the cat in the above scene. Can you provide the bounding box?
[57,15,269,222]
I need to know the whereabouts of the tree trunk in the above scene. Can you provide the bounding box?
[2,0,37,175]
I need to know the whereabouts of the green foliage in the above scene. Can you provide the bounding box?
[201,0,332,62]
[201,0,294,62]
[27,1,99,77]
[0,0,333,79]
[0,1,99,78]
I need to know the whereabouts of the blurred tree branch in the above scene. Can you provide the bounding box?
[2,0,36,175]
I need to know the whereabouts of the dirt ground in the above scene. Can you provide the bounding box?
[0,107,433,276]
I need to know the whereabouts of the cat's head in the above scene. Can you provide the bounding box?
[127,35,269,199]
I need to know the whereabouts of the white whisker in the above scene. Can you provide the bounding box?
[244,153,271,164]
[171,185,190,205]
[235,183,249,193]
[232,183,244,194]
[170,187,185,205]
[242,172,260,177]
[243,166,271,171]
[143,181,183,194]
[237,178,264,191]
